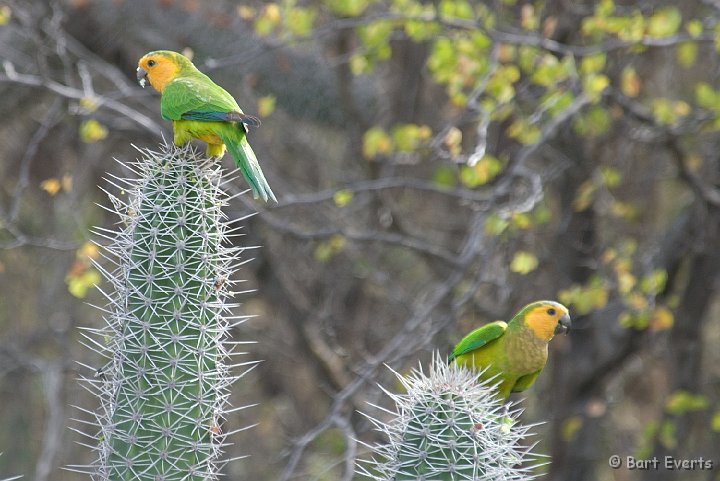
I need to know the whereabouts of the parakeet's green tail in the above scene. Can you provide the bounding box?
[218,127,276,202]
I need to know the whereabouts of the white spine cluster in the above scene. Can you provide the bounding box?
[359,354,544,481]
[72,143,255,481]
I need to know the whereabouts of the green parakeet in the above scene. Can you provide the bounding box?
[449,300,571,400]
[137,50,276,202]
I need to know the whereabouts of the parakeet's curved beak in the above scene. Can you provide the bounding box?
[555,313,572,335]
[136,67,148,88]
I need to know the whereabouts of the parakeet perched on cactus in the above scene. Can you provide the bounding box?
[137,50,276,202]
[449,300,571,400]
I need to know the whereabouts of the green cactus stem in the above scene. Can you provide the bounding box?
[358,353,544,481]
[74,143,254,481]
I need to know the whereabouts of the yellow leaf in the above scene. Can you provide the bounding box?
[665,390,708,415]
[313,234,346,262]
[443,126,462,158]
[79,119,108,143]
[677,42,698,68]
[617,270,636,294]
[687,19,703,38]
[711,411,720,432]
[561,416,583,442]
[646,7,682,38]
[0,5,11,26]
[237,5,256,20]
[510,251,539,275]
[333,189,354,207]
[520,4,537,30]
[362,127,393,160]
[258,95,276,117]
[572,180,596,212]
[264,3,281,23]
[621,66,641,98]
[583,73,610,100]
[66,268,101,298]
[79,241,100,260]
[40,178,62,196]
[61,174,73,193]
[79,96,99,112]
[649,306,674,331]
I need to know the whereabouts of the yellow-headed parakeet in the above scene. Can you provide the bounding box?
[137,50,276,202]
[449,300,571,400]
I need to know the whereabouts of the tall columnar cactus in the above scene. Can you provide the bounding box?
[359,354,543,481]
[76,143,253,480]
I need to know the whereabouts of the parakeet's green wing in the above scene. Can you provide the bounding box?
[511,370,542,392]
[160,75,242,121]
[448,321,507,362]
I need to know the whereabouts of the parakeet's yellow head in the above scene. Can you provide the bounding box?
[515,300,571,341]
[137,50,192,92]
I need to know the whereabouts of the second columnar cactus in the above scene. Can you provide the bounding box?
[358,354,543,481]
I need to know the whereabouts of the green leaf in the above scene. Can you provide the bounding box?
[686,19,703,38]
[79,119,108,143]
[357,20,393,59]
[257,95,276,117]
[695,82,720,110]
[659,420,677,450]
[711,411,720,432]
[0,5,11,25]
[580,52,606,75]
[285,6,317,36]
[600,166,622,188]
[392,123,432,152]
[558,275,609,315]
[639,269,668,295]
[510,251,539,275]
[485,214,509,236]
[333,189,354,207]
[677,41,698,68]
[572,180,596,211]
[574,106,611,137]
[314,234,347,262]
[362,127,393,159]
[665,390,708,416]
[67,268,101,298]
[506,119,540,144]
[561,416,583,442]
[404,19,441,41]
[459,155,502,187]
[325,0,370,16]
[255,4,281,36]
[651,98,690,125]
[432,166,457,188]
[646,7,682,37]
[439,0,474,20]
[349,54,371,75]
[531,54,565,87]
[486,65,520,103]
[582,73,609,101]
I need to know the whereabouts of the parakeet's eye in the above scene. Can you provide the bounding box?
[547,308,556,316]
[148,59,156,67]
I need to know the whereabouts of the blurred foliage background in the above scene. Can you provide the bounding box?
[1,0,719,480]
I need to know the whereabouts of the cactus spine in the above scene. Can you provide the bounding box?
[77,144,252,480]
[359,354,543,481]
